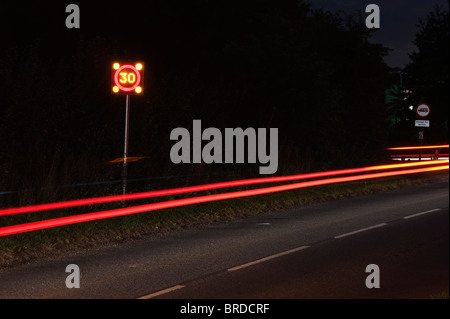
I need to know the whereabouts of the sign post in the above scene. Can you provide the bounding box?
[418,130,424,160]
[112,62,144,194]
[122,94,130,194]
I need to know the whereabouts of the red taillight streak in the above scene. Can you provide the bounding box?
[0,159,448,217]
[391,154,438,157]
[366,160,447,170]
[0,165,447,237]
[390,154,449,157]
[387,145,449,150]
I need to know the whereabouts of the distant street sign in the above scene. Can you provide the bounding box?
[415,120,430,127]
[416,103,430,118]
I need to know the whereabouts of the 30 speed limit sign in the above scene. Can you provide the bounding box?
[112,62,144,95]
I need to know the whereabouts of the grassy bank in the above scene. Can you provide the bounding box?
[0,171,448,269]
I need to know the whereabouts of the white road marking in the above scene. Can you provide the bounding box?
[137,285,185,299]
[404,208,441,219]
[228,246,309,272]
[137,207,444,298]
[334,223,387,239]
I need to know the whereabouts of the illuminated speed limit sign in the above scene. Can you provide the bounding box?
[112,62,144,95]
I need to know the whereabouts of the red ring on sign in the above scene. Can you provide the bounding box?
[114,64,141,92]
[416,103,430,118]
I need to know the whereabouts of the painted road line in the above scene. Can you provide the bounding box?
[138,285,185,299]
[334,223,387,239]
[228,246,310,272]
[404,208,441,219]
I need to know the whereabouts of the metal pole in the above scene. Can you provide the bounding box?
[122,94,130,194]
[419,129,423,161]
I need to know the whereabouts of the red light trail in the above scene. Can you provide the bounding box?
[0,164,447,237]
[391,154,449,157]
[387,145,449,150]
[0,160,447,217]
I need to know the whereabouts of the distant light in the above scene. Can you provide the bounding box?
[409,105,414,110]
[135,86,142,94]
[113,63,120,70]
[136,63,143,71]
[113,86,120,93]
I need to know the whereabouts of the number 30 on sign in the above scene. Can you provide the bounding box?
[112,62,144,95]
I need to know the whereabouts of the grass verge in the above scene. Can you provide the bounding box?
[0,171,448,269]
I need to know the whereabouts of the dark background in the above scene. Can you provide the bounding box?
[0,0,448,204]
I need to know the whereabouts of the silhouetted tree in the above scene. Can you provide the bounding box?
[403,5,449,144]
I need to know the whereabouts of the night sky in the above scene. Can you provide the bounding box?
[310,0,449,68]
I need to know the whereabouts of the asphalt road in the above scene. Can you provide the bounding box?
[0,178,448,299]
